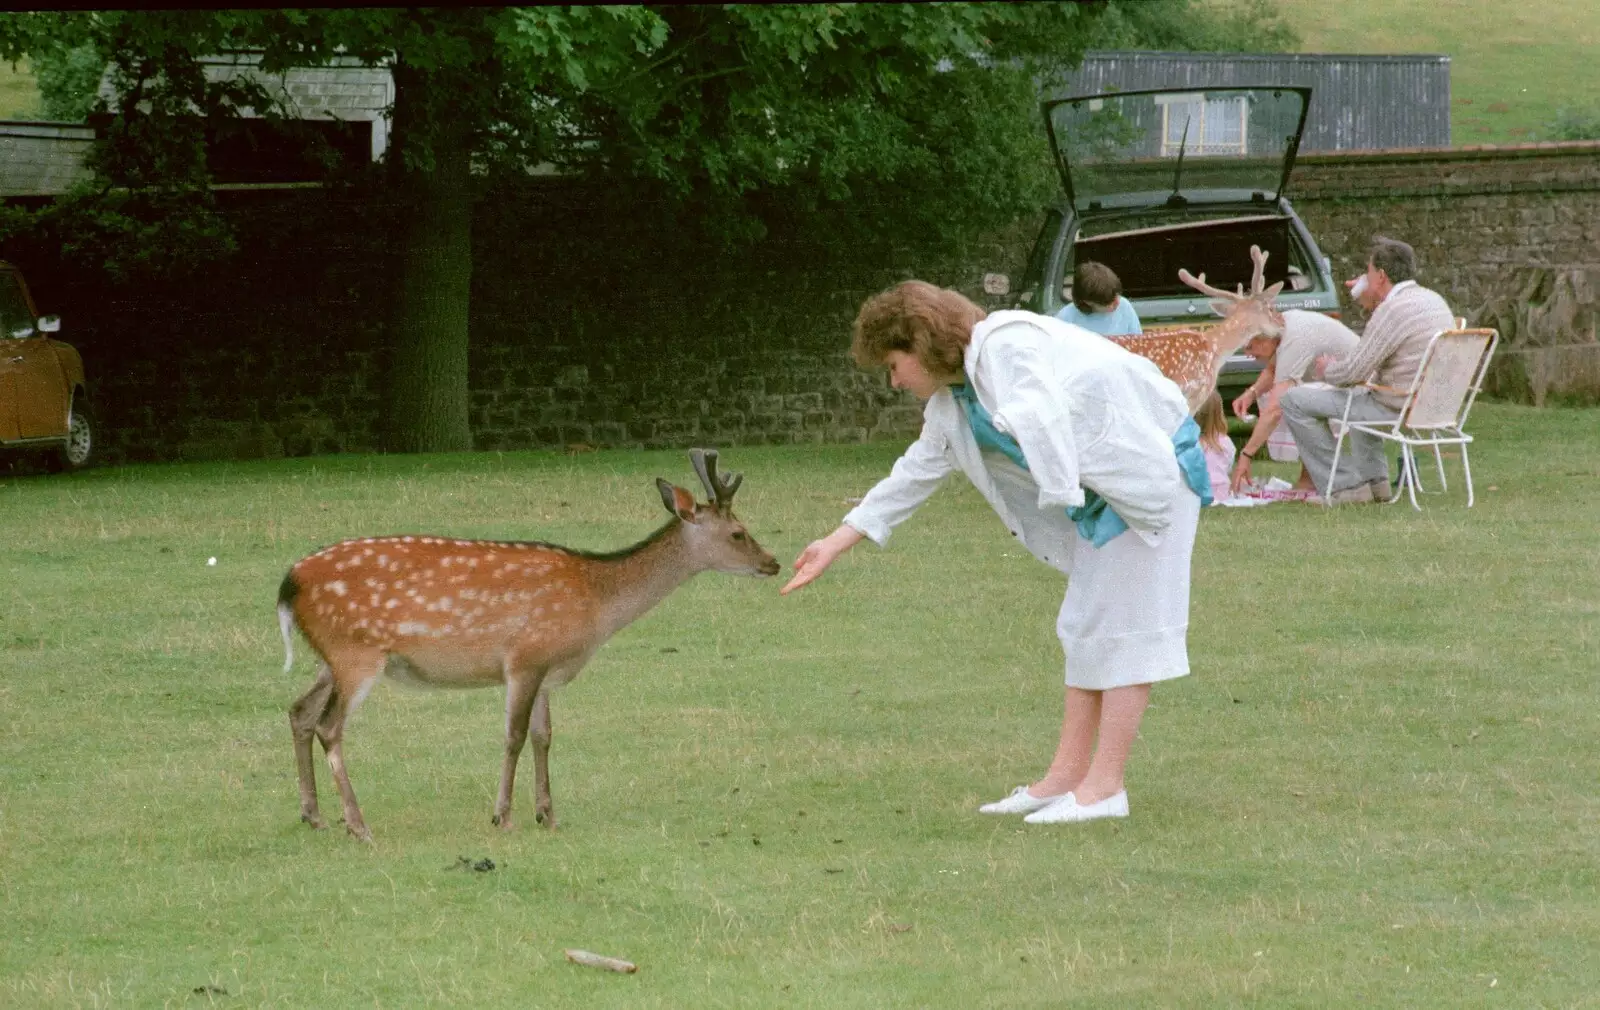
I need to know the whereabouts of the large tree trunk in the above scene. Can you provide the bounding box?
[386,66,475,453]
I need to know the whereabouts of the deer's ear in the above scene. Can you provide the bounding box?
[1209,299,1234,318]
[657,479,699,521]
[1263,281,1285,300]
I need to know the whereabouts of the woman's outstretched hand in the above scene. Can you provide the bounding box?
[780,525,864,595]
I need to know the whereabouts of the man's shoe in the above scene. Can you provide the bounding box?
[978,785,1065,815]
[1327,483,1375,506]
[1022,791,1130,824]
[1368,478,1393,501]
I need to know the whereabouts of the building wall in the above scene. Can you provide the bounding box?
[6,141,1599,466]
[1051,51,1452,151]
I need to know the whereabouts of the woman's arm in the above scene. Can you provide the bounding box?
[983,341,1086,511]
[781,415,954,595]
[838,418,955,545]
[1230,379,1291,495]
[1233,357,1277,418]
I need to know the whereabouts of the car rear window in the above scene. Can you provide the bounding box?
[1072,215,1290,301]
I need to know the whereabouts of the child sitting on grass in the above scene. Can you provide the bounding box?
[1197,391,1236,504]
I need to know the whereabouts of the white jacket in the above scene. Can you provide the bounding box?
[842,311,1191,569]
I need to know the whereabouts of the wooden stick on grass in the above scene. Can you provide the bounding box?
[565,949,638,974]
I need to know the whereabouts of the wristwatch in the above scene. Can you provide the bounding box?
[1240,448,1256,460]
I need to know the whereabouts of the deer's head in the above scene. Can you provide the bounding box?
[1178,245,1286,354]
[656,448,780,577]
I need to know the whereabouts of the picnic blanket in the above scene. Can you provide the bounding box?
[1214,477,1319,508]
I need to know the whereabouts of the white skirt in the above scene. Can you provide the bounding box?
[1055,489,1199,690]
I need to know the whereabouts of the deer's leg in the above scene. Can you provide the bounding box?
[530,687,555,829]
[492,670,541,831]
[288,662,336,829]
[317,650,384,843]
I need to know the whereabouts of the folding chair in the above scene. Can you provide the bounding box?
[1327,326,1499,510]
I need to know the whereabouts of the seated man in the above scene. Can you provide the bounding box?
[1055,261,1143,336]
[1280,236,1457,505]
[1227,308,1360,496]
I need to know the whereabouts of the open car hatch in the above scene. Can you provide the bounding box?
[1043,86,1312,213]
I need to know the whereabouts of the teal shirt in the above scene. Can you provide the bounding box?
[951,383,1211,548]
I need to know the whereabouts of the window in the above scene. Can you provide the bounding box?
[1158,94,1249,157]
[0,274,34,339]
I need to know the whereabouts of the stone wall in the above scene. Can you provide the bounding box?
[1289,141,1600,404]
[8,141,1600,465]
[11,184,1035,463]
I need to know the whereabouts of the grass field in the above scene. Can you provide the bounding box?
[0,59,40,120]
[1270,0,1600,144]
[2,402,1598,1007]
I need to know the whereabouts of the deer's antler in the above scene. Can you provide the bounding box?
[1177,268,1244,302]
[1178,245,1274,303]
[689,447,742,510]
[1249,244,1269,297]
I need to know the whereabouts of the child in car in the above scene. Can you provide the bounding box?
[1055,261,1143,336]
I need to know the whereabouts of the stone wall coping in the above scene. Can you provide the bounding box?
[1298,140,1600,165]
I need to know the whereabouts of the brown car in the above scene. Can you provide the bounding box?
[0,261,94,470]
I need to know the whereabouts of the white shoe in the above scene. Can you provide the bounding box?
[978,785,1065,815]
[1023,790,1129,824]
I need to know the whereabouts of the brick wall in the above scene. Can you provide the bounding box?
[9,141,1600,464]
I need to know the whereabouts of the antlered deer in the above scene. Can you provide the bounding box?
[1103,245,1286,413]
[277,448,780,841]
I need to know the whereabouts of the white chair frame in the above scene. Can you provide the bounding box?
[1327,326,1499,510]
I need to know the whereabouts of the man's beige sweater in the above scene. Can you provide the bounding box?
[1324,280,1456,409]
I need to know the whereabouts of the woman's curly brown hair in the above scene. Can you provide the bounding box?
[850,280,986,378]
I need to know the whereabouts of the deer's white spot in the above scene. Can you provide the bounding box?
[396,621,430,636]
[385,598,400,610]
[328,580,348,597]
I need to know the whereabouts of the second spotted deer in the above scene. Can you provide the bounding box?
[1105,245,1286,412]
[277,448,779,841]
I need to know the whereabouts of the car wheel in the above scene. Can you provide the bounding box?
[52,398,96,471]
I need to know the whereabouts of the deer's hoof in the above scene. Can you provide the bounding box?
[301,813,327,830]
[345,822,373,843]
[536,809,557,830]
[492,813,514,831]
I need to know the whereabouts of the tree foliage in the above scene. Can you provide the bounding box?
[0,2,1301,450]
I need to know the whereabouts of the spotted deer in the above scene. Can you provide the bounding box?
[1104,245,1286,412]
[277,448,780,841]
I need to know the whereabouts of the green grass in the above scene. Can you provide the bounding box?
[2,402,1598,1007]
[0,58,40,120]
[1274,0,1600,144]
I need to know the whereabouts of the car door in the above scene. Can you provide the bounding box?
[0,271,69,439]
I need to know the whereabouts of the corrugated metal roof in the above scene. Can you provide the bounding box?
[1050,51,1451,151]
[0,122,95,196]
